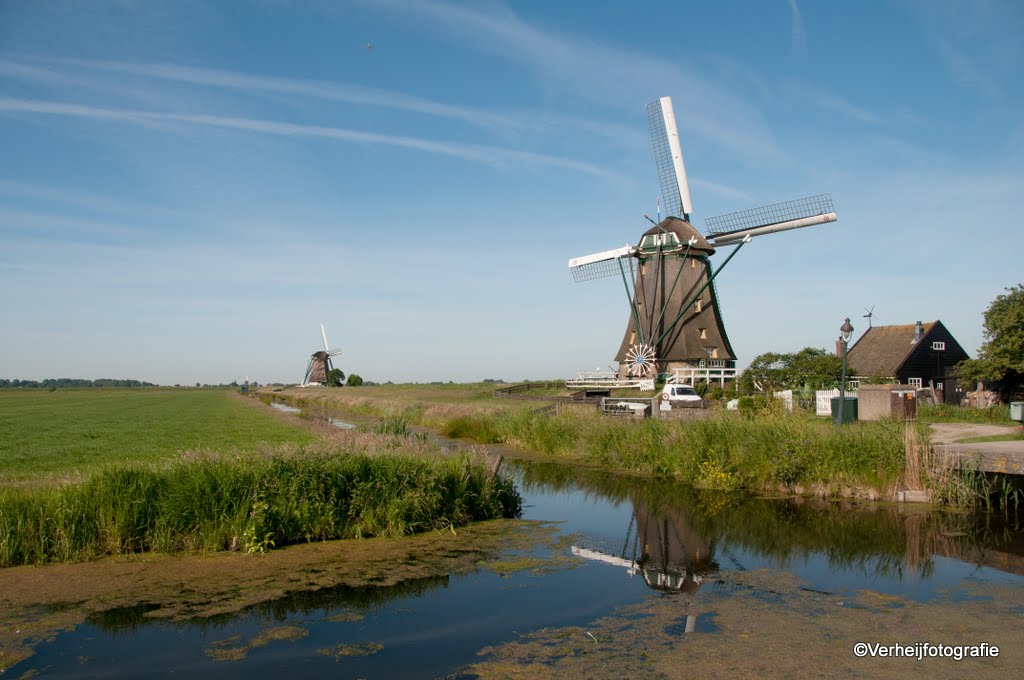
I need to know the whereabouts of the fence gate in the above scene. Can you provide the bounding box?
[815,388,857,416]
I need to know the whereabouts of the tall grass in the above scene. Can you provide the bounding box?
[439,407,906,493]
[919,403,1015,424]
[0,451,522,567]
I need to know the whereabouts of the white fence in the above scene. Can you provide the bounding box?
[815,388,858,416]
[567,374,656,391]
[671,366,737,386]
[774,389,793,412]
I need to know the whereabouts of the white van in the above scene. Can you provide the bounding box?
[661,383,702,403]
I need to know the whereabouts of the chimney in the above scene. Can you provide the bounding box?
[836,337,847,358]
[913,321,923,344]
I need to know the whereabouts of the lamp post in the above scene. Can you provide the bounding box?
[837,317,854,425]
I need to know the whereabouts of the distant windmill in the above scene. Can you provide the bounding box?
[568,96,838,380]
[301,323,342,387]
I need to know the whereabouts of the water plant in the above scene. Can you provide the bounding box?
[372,416,412,437]
[0,450,523,567]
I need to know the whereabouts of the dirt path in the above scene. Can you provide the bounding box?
[928,422,1019,444]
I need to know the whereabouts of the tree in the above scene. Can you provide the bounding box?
[346,374,364,387]
[326,368,345,387]
[740,347,850,393]
[957,284,1024,399]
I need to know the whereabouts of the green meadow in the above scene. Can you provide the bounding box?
[0,389,521,566]
[0,388,313,484]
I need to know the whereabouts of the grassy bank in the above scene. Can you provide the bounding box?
[267,388,912,494]
[0,389,313,484]
[445,407,909,494]
[0,450,522,567]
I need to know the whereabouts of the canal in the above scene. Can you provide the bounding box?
[7,453,1023,677]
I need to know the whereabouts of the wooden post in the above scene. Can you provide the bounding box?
[487,454,503,482]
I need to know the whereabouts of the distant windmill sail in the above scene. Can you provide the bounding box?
[302,323,343,386]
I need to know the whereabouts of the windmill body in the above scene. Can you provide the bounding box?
[569,96,837,384]
[301,323,342,387]
[612,218,735,378]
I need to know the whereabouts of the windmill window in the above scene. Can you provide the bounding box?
[629,331,636,345]
[699,328,707,339]
[932,341,946,351]
[695,299,703,312]
[639,232,680,253]
[640,261,646,275]
[704,347,718,359]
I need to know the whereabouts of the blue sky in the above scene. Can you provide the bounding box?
[1,0,1021,385]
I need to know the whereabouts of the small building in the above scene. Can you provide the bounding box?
[844,320,970,403]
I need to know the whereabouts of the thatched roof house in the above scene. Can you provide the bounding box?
[845,320,969,396]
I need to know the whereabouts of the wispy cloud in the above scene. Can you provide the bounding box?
[788,0,807,52]
[900,0,1022,98]
[0,97,615,178]
[36,56,525,132]
[691,178,754,203]
[782,82,880,124]
[366,0,786,164]
[809,91,879,124]
[0,179,170,218]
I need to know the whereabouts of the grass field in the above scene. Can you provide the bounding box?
[0,388,522,565]
[0,389,314,483]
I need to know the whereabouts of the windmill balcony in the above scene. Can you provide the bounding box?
[670,363,737,387]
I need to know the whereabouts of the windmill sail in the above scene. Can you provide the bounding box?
[705,194,836,247]
[567,244,635,283]
[647,97,693,220]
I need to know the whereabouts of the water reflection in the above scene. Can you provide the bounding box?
[86,575,451,634]
[510,459,1024,592]
[572,500,718,593]
[269,401,356,429]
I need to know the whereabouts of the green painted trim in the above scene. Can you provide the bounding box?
[653,238,749,348]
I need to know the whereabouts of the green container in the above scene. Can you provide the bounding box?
[1011,402,1024,422]
[831,396,859,424]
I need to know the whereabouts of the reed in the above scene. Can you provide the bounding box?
[432,407,906,494]
[0,450,522,567]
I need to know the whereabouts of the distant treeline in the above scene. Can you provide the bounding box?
[0,378,158,388]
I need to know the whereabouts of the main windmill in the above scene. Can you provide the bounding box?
[568,97,837,383]
[301,323,342,387]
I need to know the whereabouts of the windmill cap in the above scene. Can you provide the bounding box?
[641,216,714,255]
